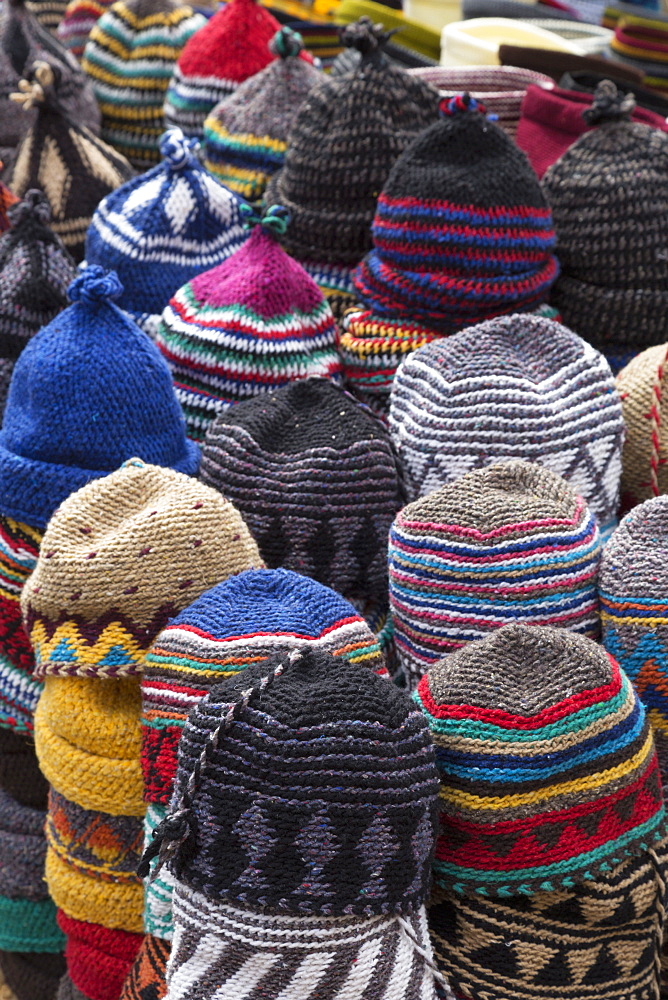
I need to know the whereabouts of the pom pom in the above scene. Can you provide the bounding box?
[68,266,123,305]
[582,80,635,127]
[270,26,303,59]
[340,16,391,56]
[440,93,487,117]
[159,128,199,170]
[8,189,51,227]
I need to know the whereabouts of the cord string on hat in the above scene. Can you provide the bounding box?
[270,25,303,59]
[582,79,636,126]
[441,93,487,117]
[68,266,123,305]
[396,916,456,998]
[240,202,290,237]
[138,649,302,881]
[7,189,51,226]
[159,128,199,170]
[10,60,54,111]
[339,16,394,58]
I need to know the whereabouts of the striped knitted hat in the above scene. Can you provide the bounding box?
[164,0,280,138]
[0,518,42,735]
[265,19,439,271]
[199,377,403,607]
[56,912,142,1000]
[0,192,75,418]
[416,622,667,895]
[81,0,205,168]
[118,934,169,1000]
[8,62,133,263]
[202,27,321,202]
[616,343,668,514]
[58,0,115,59]
[542,81,668,374]
[144,645,442,1000]
[156,205,342,442]
[21,459,262,679]
[389,314,624,539]
[389,460,601,689]
[600,497,668,786]
[85,128,247,336]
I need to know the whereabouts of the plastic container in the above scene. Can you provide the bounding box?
[440,16,585,65]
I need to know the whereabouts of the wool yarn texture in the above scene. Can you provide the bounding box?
[58,0,115,59]
[616,343,668,513]
[0,727,49,808]
[141,803,175,938]
[156,207,342,442]
[542,80,668,375]
[0,518,42,733]
[600,497,668,787]
[56,912,143,1000]
[0,0,100,162]
[0,191,76,417]
[151,645,443,1000]
[0,951,66,1000]
[81,0,205,168]
[25,0,69,31]
[388,314,624,540]
[8,62,133,262]
[57,972,91,1000]
[164,0,280,138]
[202,27,321,202]
[388,460,601,689]
[117,934,169,1000]
[0,267,199,533]
[85,128,247,337]
[199,377,403,607]
[0,788,49,902]
[265,17,439,269]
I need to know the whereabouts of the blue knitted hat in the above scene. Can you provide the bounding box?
[84,129,248,337]
[0,266,199,529]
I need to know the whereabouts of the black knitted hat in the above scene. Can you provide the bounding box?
[199,377,404,606]
[542,79,668,373]
[265,17,439,266]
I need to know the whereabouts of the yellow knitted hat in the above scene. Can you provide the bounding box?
[22,459,264,678]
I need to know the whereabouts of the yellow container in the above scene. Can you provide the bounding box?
[440,16,585,66]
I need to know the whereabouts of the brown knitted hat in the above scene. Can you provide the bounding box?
[616,343,668,514]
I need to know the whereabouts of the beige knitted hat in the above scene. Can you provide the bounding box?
[22,458,264,678]
[617,343,668,514]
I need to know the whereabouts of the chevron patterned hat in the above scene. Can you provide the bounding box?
[143,644,443,1000]
[389,314,624,540]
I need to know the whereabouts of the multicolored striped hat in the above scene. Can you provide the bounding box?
[341,93,558,413]
[81,0,205,168]
[58,0,115,59]
[85,128,247,336]
[156,205,342,442]
[600,497,668,789]
[388,460,601,689]
[202,27,321,202]
[163,0,280,138]
[389,314,624,540]
[416,622,667,897]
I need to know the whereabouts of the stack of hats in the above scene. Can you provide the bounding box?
[417,623,668,1000]
[81,0,205,168]
[600,497,668,789]
[542,80,668,374]
[85,128,247,336]
[8,62,134,261]
[142,644,441,1000]
[388,460,601,689]
[135,568,387,996]
[0,0,100,166]
[609,13,668,93]
[202,27,321,203]
[58,0,115,59]
[164,0,281,138]
[265,17,440,318]
[156,205,342,442]
[388,314,624,540]
[616,343,668,514]
[341,94,559,414]
[0,191,76,417]
[24,459,263,1000]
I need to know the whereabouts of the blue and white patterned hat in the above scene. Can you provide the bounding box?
[84,128,248,336]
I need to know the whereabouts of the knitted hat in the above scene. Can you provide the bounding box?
[0,267,199,532]
[0,0,100,163]
[265,19,438,272]
[0,789,49,902]
[57,972,90,1000]
[141,803,174,938]
[416,622,666,894]
[428,843,667,1000]
[81,0,205,168]
[141,566,387,807]
[145,645,441,1000]
[341,96,559,414]
[616,343,668,513]
[0,896,63,953]
[8,62,134,262]
[600,497,668,782]
[164,0,280,138]
[609,14,668,93]
[0,952,65,1000]
[389,460,601,689]
[542,80,668,374]
[57,913,143,1000]
[23,460,262,679]
[58,0,115,59]
[202,27,321,202]
[156,205,342,442]
[388,314,624,539]
[0,191,76,417]
[517,79,668,179]
[0,729,48,808]
[85,129,247,336]
[199,377,403,606]
[117,935,169,1000]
